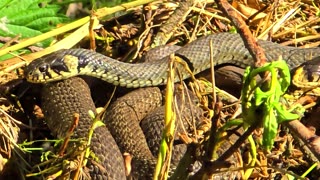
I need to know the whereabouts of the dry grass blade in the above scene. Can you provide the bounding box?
[0,108,21,170]
[154,54,176,180]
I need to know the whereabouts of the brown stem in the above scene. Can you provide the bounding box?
[214,0,267,67]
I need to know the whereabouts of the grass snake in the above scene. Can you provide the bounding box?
[24,33,320,179]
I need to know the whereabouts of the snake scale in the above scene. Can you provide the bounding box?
[25,33,320,179]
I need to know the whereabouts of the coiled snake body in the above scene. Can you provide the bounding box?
[24,33,320,179]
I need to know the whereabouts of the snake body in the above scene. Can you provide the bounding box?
[105,87,162,179]
[24,33,320,87]
[25,33,320,179]
[42,79,206,179]
[41,77,126,179]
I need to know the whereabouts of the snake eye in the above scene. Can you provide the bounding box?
[38,64,48,73]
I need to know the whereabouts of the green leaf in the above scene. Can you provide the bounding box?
[92,120,105,130]
[0,0,40,17]
[262,108,278,150]
[0,0,69,47]
[241,59,301,150]
[274,103,300,123]
[0,24,50,47]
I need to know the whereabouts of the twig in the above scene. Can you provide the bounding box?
[152,0,194,47]
[58,113,79,156]
[206,100,222,161]
[284,120,320,161]
[215,0,267,67]
[217,120,259,162]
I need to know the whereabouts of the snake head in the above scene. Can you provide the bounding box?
[300,56,320,82]
[24,51,79,83]
[292,56,320,89]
